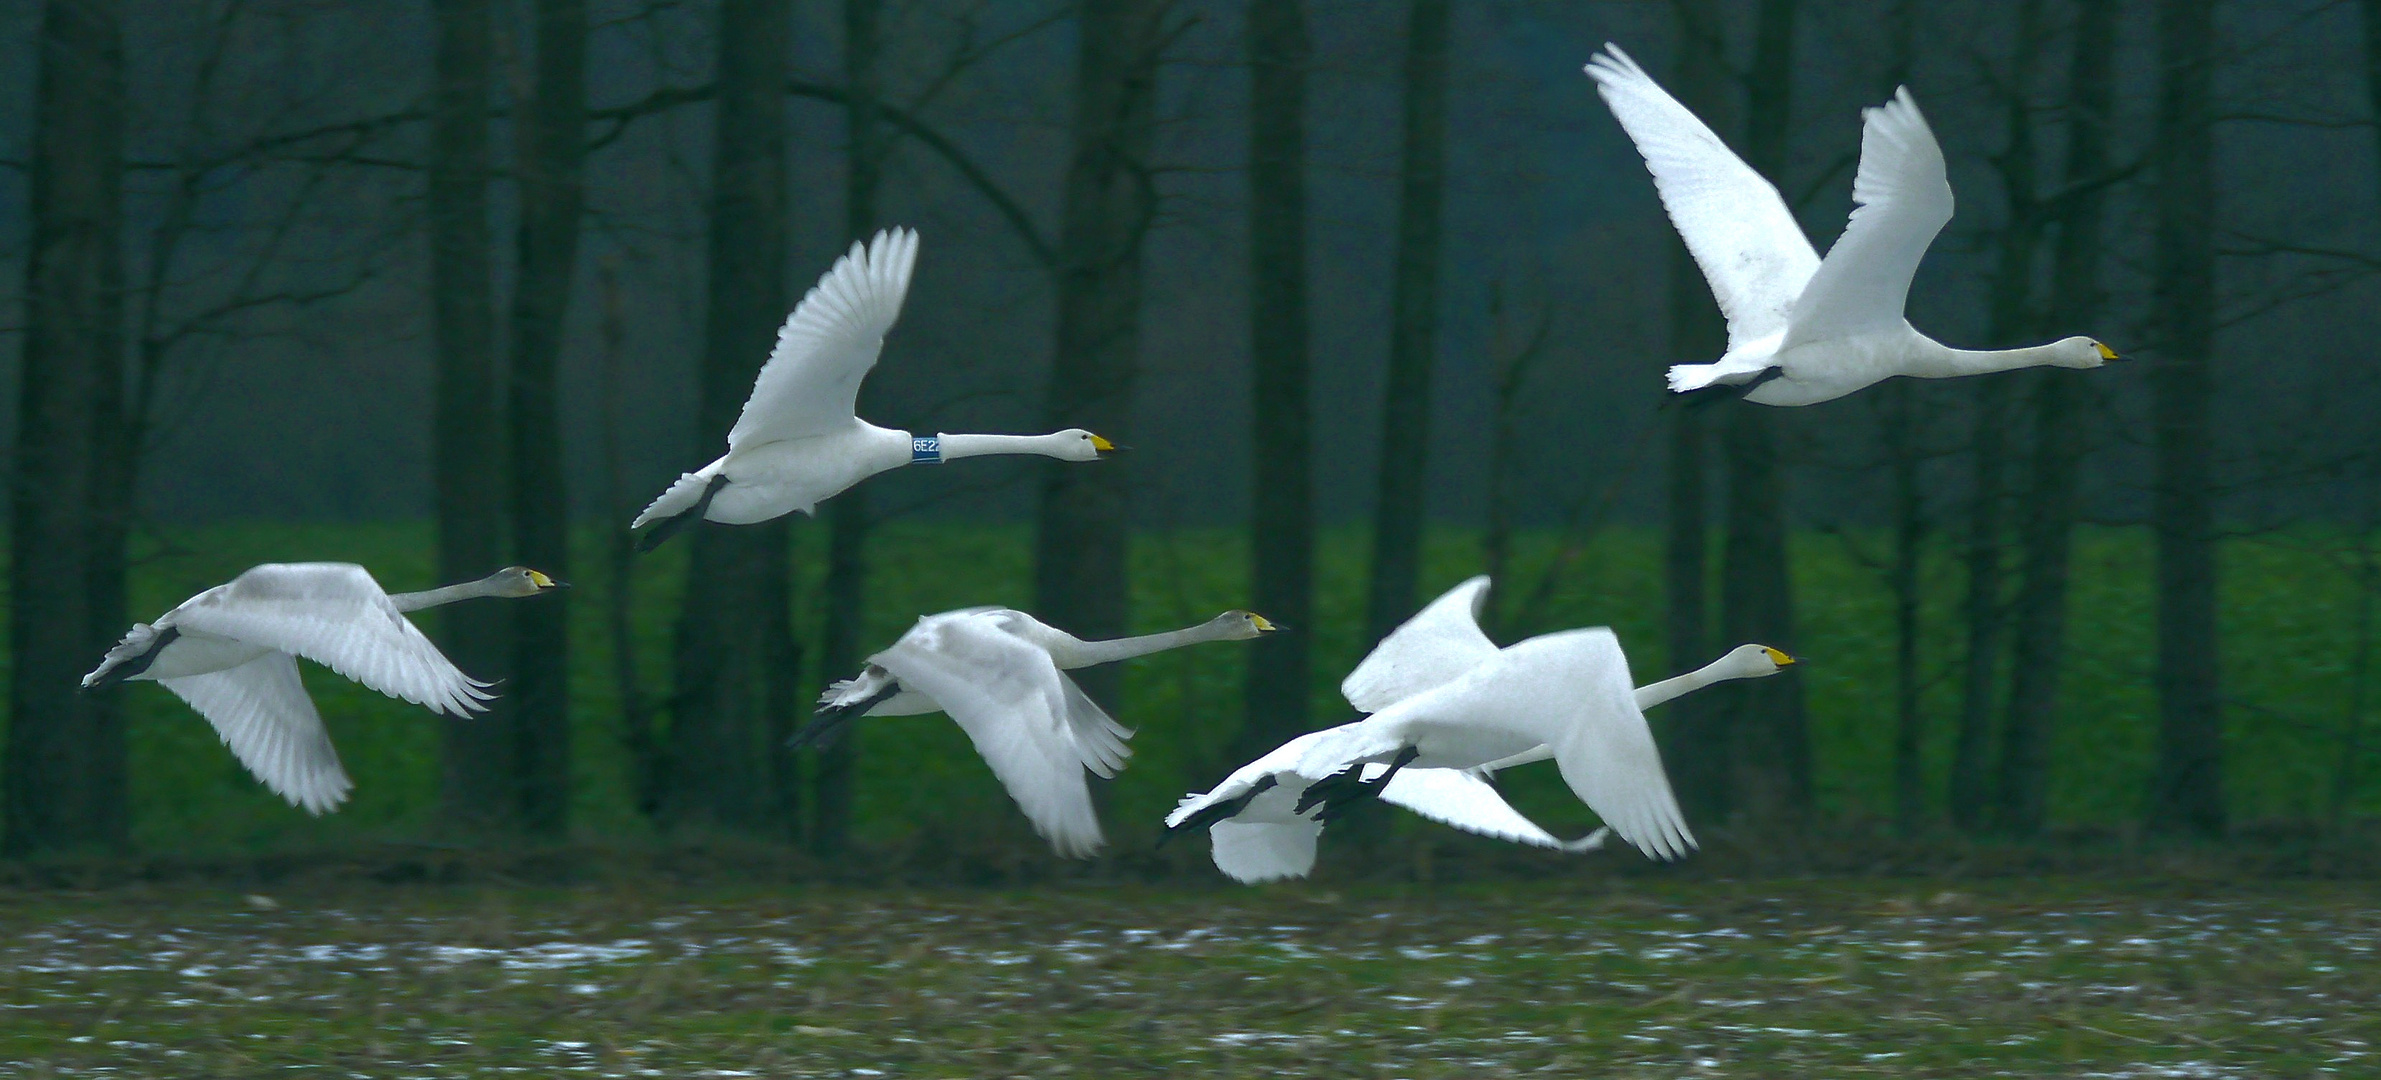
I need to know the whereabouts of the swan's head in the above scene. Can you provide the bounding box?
[1714,643,1797,681]
[1213,610,1280,639]
[1047,428,1121,461]
[490,566,570,597]
[2053,336,2121,369]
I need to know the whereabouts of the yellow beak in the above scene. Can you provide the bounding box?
[1250,614,1278,632]
[1764,647,1797,666]
[1091,434,1117,452]
[528,570,557,588]
[2095,341,2119,361]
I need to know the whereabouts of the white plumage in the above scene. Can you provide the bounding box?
[1587,44,2118,406]
[84,563,562,814]
[1173,577,1790,882]
[633,229,1115,547]
[805,608,1275,858]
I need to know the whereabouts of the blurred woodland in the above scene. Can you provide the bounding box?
[3,0,2380,872]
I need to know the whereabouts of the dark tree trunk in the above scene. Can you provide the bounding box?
[1998,0,2115,837]
[2145,0,2223,837]
[1235,0,1314,764]
[1033,0,1169,709]
[667,0,797,832]
[1881,0,1926,837]
[1952,0,2043,832]
[1719,0,1810,822]
[1660,0,1732,823]
[812,0,885,858]
[506,0,586,838]
[429,0,515,834]
[1884,382,1928,834]
[1362,0,1451,648]
[6,0,128,856]
[596,264,662,819]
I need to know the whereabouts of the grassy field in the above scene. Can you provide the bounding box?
[27,518,2381,859]
[2,878,2374,1077]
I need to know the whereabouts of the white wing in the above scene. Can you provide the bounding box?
[1208,819,1322,883]
[1525,629,1696,861]
[870,614,1127,857]
[160,653,353,815]
[1586,44,1820,349]
[727,228,920,449]
[168,564,491,717]
[1376,769,1606,852]
[1342,576,1500,713]
[1782,88,1953,347]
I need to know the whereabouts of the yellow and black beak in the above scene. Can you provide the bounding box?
[1092,433,1127,459]
[2095,341,2121,362]
[1251,614,1279,633]
[528,570,571,590]
[1764,647,1798,667]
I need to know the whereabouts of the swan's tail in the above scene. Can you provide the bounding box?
[632,467,729,552]
[83,623,178,688]
[1666,362,1729,393]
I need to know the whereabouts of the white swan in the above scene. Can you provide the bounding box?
[1165,729,1615,885]
[1167,580,1794,883]
[1586,44,2120,406]
[795,607,1277,857]
[82,564,567,814]
[633,228,1117,550]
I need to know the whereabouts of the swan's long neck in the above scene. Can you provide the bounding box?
[935,432,1074,461]
[1637,656,1753,710]
[1912,338,2075,380]
[1053,620,1239,668]
[389,576,507,613]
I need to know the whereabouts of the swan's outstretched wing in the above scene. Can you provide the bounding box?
[169,564,492,717]
[160,653,353,815]
[728,228,920,449]
[870,614,1127,857]
[1783,88,1953,347]
[1208,819,1322,883]
[1342,576,1499,713]
[1376,768,1607,852]
[1586,44,1819,349]
[1526,629,1696,861]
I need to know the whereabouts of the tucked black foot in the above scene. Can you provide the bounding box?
[788,680,902,750]
[636,474,731,554]
[1668,365,1786,410]
[85,626,180,690]
[1294,746,1421,824]
[1161,776,1277,847]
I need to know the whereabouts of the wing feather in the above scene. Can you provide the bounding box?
[1586,44,1820,349]
[1376,769,1606,851]
[727,228,920,449]
[161,653,353,814]
[1782,88,1953,346]
[169,564,492,717]
[870,614,1122,857]
[1342,576,1500,713]
[1534,630,1696,861]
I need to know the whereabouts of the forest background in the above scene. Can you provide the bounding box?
[3,0,2376,880]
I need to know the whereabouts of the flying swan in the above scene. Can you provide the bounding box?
[82,563,567,814]
[633,228,1118,550]
[1167,577,1795,882]
[1586,44,2121,406]
[793,607,1278,857]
